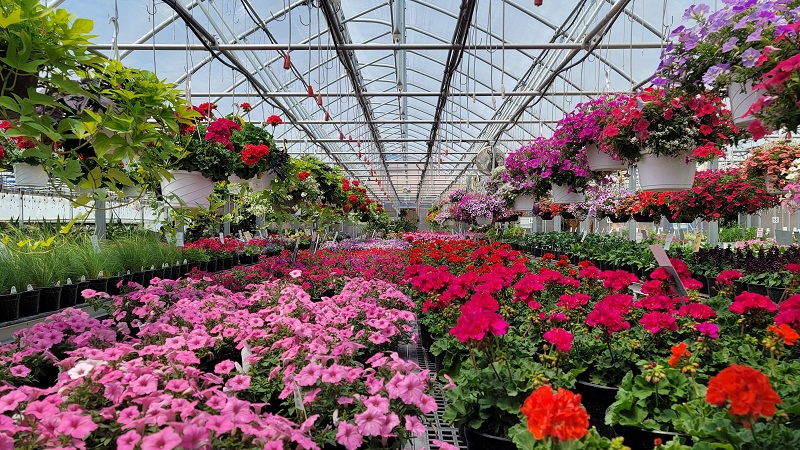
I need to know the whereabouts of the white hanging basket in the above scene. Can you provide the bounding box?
[636,150,696,192]
[585,143,627,172]
[513,194,535,211]
[249,172,277,192]
[13,163,49,187]
[728,81,759,128]
[551,183,585,203]
[228,174,252,184]
[476,216,492,225]
[160,170,214,209]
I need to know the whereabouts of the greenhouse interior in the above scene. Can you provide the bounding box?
[2,0,800,449]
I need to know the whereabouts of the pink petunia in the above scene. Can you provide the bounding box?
[336,421,363,450]
[214,360,235,375]
[9,365,30,378]
[55,413,98,439]
[116,430,141,450]
[140,427,182,450]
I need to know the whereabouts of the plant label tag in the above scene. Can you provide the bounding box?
[176,232,185,248]
[90,235,101,254]
[649,244,689,305]
[693,232,703,253]
[219,232,225,244]
[663,232,673,251]
[333,231,339,243]
[238,230,243,239]
[772,216,780,224]
[757,228,764,238]
[165,233,173,245]
[372,230,377,238]
[606,218,611,224]
[581,230,588,242]
[775,230,792,245]
[243,232,252,240]
[257,230,264,238]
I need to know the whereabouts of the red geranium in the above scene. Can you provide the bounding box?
[297,171,311,181]
[705,364,781,428]
[241,143,269,166]
[240,102,252,113]
[543,328,574,352]
[520,386,589,442]
[266,115,283,127]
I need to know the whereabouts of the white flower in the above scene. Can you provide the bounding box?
[68,362,96,379]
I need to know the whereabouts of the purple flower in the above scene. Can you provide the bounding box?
[740,47,761,68]
[721,37,738,52]
[702,64,730,86]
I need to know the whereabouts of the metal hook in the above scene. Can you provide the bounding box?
[270,1,288,22]
[145,0,156,16]
[298,13,310,26]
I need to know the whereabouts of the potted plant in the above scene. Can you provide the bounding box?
[587,185,633,222]
[11,248,68,313]
[600,87,741,192]
[0,122,52,187]
[742,141,800,194]
[654,2,800,134]
[0,260,20,322]
[555,93,632,172]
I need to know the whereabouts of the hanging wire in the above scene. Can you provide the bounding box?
[109,0,120,61]
[149,0,157,72]
[500,0,505,98]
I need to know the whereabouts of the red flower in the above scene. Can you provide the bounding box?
[348,194,359,204]
[747,120,768,140]
[716,270,742,286]
[600,270,639,292]
[240,102,252,112]
[297,171,311,181]
[639,311,678,334]
[787,264,800,273]
[543,328,574,352]
[699,124,713,135]
[775,295,800,330]
[241,143,269,166]
[767,324,799,346]
[266,115,283,127]
[0,145,4,161]
[668,342,691,368]
[705,364,781,428]
[0,120,11,131]
[520,386,589,442]
[195,102,215,119]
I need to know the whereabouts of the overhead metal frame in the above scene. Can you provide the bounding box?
[86,0,671,206]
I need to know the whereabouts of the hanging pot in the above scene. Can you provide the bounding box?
[249,172,277,192]
[228,174,252,184]
[728,81,759,128]
[765,174,788,195]
[121,185,142,198]
[160,170,215,209]
[552,183,585,203]
[539,212,554,221]
[476,216,492,225]
[636,150,695,192]
[632,212,655,223]
[585,143,627,172]
[513,194,535,212]
[608,214,630,223]
[13,163,50,187]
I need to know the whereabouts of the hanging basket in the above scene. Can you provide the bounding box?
[476,216,492,225]
[513,194,535,211]
[607,214,631,223]
[228,174,252,184]
[539,212,554,221]
[636,150,696,192]
[728,81,759,128]
[765,174,788,195]
[552,183,585,203]
[13,163,50,187]
[249,172,277,192]
[160,170,214,209]
[121,185,142,198]
[585,143,627,172]
[632,212,656,223]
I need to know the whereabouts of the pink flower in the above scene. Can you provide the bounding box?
[180,425,209,450]
[336,421,363,450]
[639,311,678,334]
[694,322,720,339]
[677,303,717,320]
[9,365,30,377]
[405,415,426,436]
[165,379,190,392]
[600,270,639,292]
[226,374,251,391]
[321,364,347,384]
[289,269,302,279]
[354,406,387,436]
[543,327,574,352]
[55,413,98,439]
[140,427,182,450]
[295,363,323,386]
[130,374,158,395]
[0,390,26,413]
[432,440,460,450]
[716,270,742,286]
[214,360,235,375]
[730,292,777,315]
[116,430,141,450]
[204,414,234,434]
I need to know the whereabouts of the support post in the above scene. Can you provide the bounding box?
[95,199,107,239]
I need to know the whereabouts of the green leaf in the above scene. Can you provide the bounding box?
[0,8,23,28]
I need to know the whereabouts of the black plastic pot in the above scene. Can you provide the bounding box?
[698,276,710,296]
[612,424,692,450]
[574,378,619,439]
[36,286,62,313]
[767,287,786,303]
[747,283,768,296]
[0,293,20,322]
[734,280,746,296]
[434,353,445,372]
[609,215,631,223]
[462,426,515,450]
[87,278,108,295]
[207,260,218,272]
[18,289,41,318]
[142,269,154,286]
[75,281,90,304]
[131,272,145,286]
[632,213,654,223]
[149,268,165,284]
[106,276,123,296]
[223,257,234,270]
[60,284,78,307]
[418,322,431,353]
